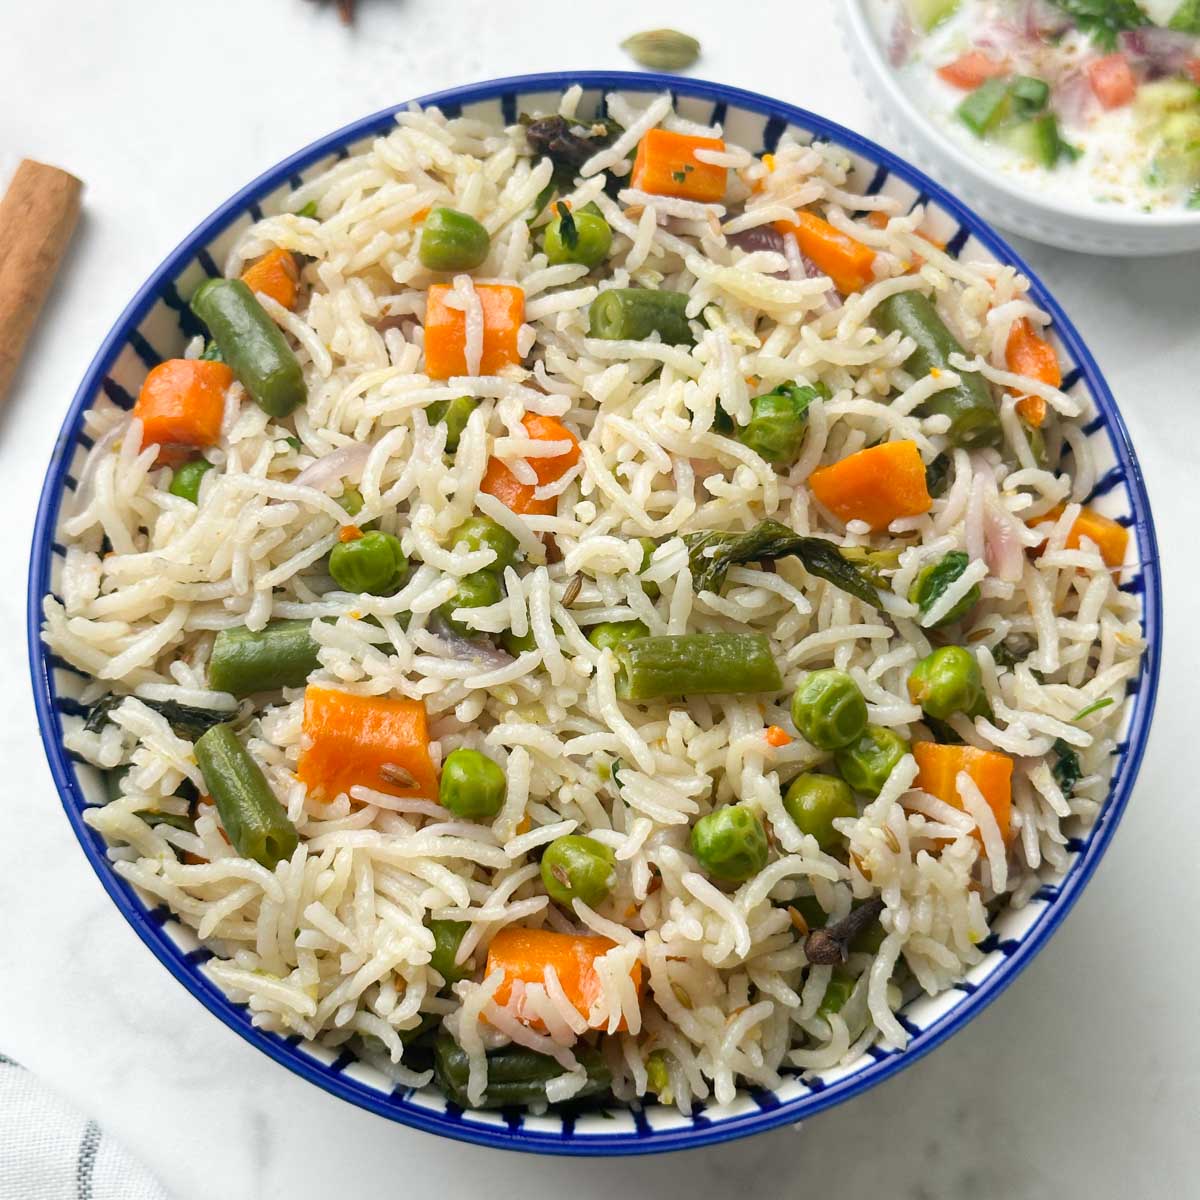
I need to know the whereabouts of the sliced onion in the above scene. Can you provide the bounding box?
[984,495,1026,584]
[430,620,515,668]
[1120,27,1197,74]
[73,416,131,513]
[1024,0,1071,39]
[725,225,786,255]
[293,442,373,492]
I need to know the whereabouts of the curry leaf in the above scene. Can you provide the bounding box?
[86,694,233,741]
[555,201,579,251]
[1051,738,1083,796]
[683,519,880,607]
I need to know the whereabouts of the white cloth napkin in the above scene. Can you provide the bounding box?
[0,1054,169,1199]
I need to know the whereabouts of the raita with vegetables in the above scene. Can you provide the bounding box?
[876,0,1200,211]
[45,87,1143,1113]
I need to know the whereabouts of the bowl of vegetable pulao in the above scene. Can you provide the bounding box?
[29,72,1161,1153]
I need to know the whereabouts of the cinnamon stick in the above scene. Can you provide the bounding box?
[0,159,83,404]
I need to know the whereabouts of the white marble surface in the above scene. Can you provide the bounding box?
[1,1,1194,1196]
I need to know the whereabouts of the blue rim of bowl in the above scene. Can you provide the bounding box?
[27,71,1162,1155]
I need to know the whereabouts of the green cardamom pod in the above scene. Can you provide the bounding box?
[620,28,701,71]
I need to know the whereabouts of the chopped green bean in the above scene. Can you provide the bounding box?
[616,634,782,701]
[194,724,298,868]
[588,288,694,344]
[874,292,1000,449]
[208,620,320,696]
[190,278,307,418]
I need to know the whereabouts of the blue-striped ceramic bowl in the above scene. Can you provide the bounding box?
[28,72,1162,1155]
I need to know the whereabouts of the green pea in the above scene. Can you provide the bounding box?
[543,202,613,268]
[782,773,857,852]
[448,515,519,573]
[818,968,856,1017]
[738,383,817,468]
[500,627,537,655]
[338,485,365,517]
[439,748,506,819]
[427,394,480,453]
[328,530,407,596]
[644,1049,674,1103]
[790,669,868,751]
[439,570,503,637]
[835,725,910,797]
[587,620,650,653]
[169,457,213,504]
[540,834,616,909]
[636,537,660,599]
[427,918,472,985]
[907,646,983,720]
[908,551,980,628]
[690,805,769,883]
[419,207,490,271]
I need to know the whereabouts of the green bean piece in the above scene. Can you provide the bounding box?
[329,531,408,596]
[818,969,856,1017]
[439,570,503,637]
[588,288,694,345]
[190,278,307,418]
[835,725,910,797]
[615,634,782,701]
[448,515,520,573]
[782,773,858,852]
[194,724,298,869]
[439,748,507,820]
[544,202,613,268]
[636,537,660,599]
[874,292,1001,449]
[419,207,490,271]
[426,394,480,452]
[790,669,868,751]
[433,1034,613,1109]
[738,383,817,468]
[587,620,650,654]
[908,646,983,721]
[208,620,320,696]
[691,805,769,883]
[427,918,472,985]
[541,834,617,908]
[169,457,213,504]
[908,551,981,627]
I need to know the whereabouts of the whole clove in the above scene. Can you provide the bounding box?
[804,897,885,965]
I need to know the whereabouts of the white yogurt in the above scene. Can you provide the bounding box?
[868,0,1198,213]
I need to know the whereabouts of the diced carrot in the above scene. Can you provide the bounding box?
[240,248,299,310]
[1087,53,1136,109]
[936,51,1009,90]
[764,725,792,748]
[339,525,363,542]
[424,283,525,380]
[134,359,232,464]
[774,210,877,296]
[485,926,643,1032]
[913,742,1014,844]
[1005,318,1061,428]
[1032,503,1129,570]
[807,440,932,531]
[297,685,438,803]
[411,205,432,223]
[480,412,581,517]
[630,128,728,203]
